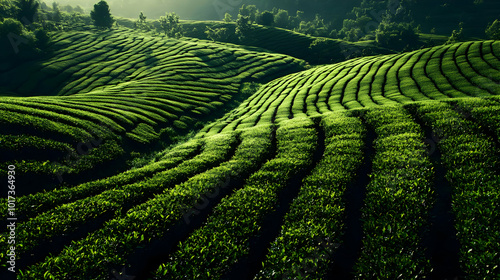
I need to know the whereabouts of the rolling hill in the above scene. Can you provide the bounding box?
[0,29,306,191]
[199,40,500,135]
[0,35,499,280]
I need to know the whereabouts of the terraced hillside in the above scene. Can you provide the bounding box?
[1,40,499,279]
[199,40,500,136]
[0,29,306,191]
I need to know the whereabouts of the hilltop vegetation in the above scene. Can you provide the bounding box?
[200,40,500,135]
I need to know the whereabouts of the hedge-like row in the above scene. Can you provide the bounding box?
[0,139,202,221]
[354,106,434,278]
[256,112,365,279]
[1,133,237,263]
[415,102,500,279]
[154,118,317,279]
[19,125,274,279]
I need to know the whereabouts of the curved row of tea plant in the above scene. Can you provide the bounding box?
[256,112,365,279]
[0,139,202,221]
[19,125,275,279]
[155,118,317,279]
[354,106,434,278]
[6,99,500,279]
[0,132,237,259]
[414,102,500,278]
[0,29,305,187]
[200,40,500,135]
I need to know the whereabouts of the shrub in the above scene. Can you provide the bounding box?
[258,11,274,26]
[15,0,39,22]
[158,12,182,38]
[90,0,114,29]
[375,19,419,51]
[33,26,50,48]
[236,14,253,43]
[223,12,232,23]
[445,22,464,45]
[274,9,289,29]
[238,4,258,23]
[0,17,38,58]
[485,19,500,40]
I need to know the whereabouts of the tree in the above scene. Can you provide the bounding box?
[135,11,149,31]
[52,2,62,23]
[485,20,500,40]
[90,0,114,29]
[0,0,17,21]
[139,11,146,24]
[445,22,464,45]
[375,18,419,50]
[289,10,304,30]
[239,4,258,23]
[74,5,84,14]
[274,9,289,28]
[159,12,182,38]
[236,14,253,43]
[0,17,50,59]
[258,11,274,26]
[223,12,232,23]
[62,5,73,13]
[16,0,39,23]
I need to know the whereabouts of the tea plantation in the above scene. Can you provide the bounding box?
[1,31,499,279]
[0,30,306,190]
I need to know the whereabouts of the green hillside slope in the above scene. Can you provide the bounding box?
[1,40,499,279]
[199,40,500,136]
[0,29,306,189]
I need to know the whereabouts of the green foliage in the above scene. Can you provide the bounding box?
[15,0,39,22]
[223,12,232,23]
[139,11,146,24]
[156,120,316,279]
[308,37,340,64]
[0,0,17,20]
[158,12,182,38]
[274,9,289,29]
[204,26,228,42]
[445,22,464,45]
[61,4,73,13]
[485,19,500,40]
[90,0,113,29]
[238,4,258,23]
[257,113,365,279]
[51,2,62,22]
[20,133,238,279]
[0,16,23,34]
[258,10,274,26]
[415,102,500,278]
[0,17,40,58]
[127,123,159,144]
[73,5,84,14]
[134,11,150,31]
[296,14,329,37]
[375,18,419,50]
[33,26,50,47]
[2,20,500,279]
[235,14,253,43]
[354,106,433,278]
